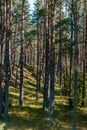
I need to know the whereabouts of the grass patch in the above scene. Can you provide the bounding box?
[1,64,87,130]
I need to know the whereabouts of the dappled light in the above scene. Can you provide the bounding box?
[0,0,87,129]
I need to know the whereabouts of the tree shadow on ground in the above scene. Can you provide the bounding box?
[25,81,36,88]
[3,106,50,130]
[55,103,87,130]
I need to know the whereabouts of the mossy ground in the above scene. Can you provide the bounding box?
[0,65,87,130]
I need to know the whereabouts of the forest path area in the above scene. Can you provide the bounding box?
[0,65,87,130]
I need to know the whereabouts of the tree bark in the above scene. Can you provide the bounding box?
[49,0,55,123]
[19,0,25,107]
[43,0,50,109]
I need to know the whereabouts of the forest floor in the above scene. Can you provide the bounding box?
[0,64,87,130]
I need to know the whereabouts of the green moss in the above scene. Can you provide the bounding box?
[1,64,86,130]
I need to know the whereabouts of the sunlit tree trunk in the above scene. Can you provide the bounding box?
[59,0,62,95]
[49,0,55,123]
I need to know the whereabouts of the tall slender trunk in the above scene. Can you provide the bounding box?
[81,0,87,106]
[69,0,74,109]
[49,0,55,122]
[82,61,86,106]
[42,17,45,85]
[36,0,40,101]
[9,0,12,78]
[19,0,25,107]
[4,0,11,121]
[59,0,62,95]
[72,1,78,129]
[0,0,3,120]
[43,0,50,109]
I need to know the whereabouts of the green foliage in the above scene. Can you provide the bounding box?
[55,18,72,28]
[37,7,47,18]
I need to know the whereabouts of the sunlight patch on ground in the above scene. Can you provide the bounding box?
[55,96,68,105]
[9,91,19,97]
[79,107,87,113]
[6,64,87,130]
[0,122,6,130]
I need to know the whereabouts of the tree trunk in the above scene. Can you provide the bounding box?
[59,0,62,95]
[43,0,50,109]
[49,0,55,123]
[81,0,87,106]
[19,0,25,107]
[4,0,11,121]
[0,0,3,120]
[72,1,78,129]
[36,0,40,101]
[69,0,74,109]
